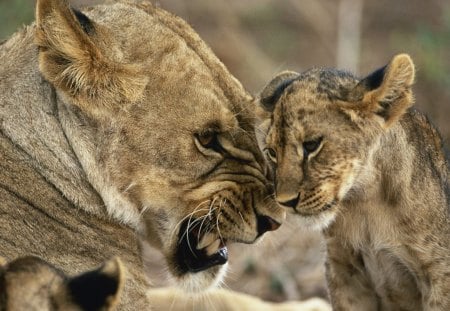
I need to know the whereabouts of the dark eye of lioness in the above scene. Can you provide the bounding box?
[195,130,222,153]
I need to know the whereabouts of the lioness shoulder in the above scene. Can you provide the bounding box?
[257,54,450,310]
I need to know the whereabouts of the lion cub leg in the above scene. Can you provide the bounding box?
[325,239,378,311]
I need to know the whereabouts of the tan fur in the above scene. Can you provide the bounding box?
[0,256,123,311]
[257,54,450,310]
[0,0,285,309]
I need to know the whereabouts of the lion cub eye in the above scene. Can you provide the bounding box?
[303,137,323,157]
[195,131,221,152]
[264,147,277,163]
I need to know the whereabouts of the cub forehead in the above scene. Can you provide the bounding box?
[269,72,359,131]
[267,110,304,146]
[268,70,359,142]
[278,68,359,110]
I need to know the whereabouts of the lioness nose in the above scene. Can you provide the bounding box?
[277,194,300,209]
[256,215,281,237]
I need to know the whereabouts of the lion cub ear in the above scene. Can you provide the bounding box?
[344,53,415,128]
[35,0,148,108]
[67,257,124,311]
[258,71,299,114]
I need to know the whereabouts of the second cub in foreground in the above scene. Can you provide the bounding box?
[257,54,450,310]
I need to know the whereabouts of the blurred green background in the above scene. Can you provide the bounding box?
[1,0,449,303]
[0,0,34,40]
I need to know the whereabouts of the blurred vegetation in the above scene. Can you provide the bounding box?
[0,0,34,41]
[420,7,450,85]
[1,0,450,303]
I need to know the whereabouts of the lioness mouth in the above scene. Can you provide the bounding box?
[175,219,228,274]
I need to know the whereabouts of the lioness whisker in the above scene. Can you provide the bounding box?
[237,210,245,224]
[197,200,220,244]
[178,216,209,244]
[170,201,211,240]
[121,182,137,194]
[139,204,150,217]
[178,204,220,247]
[215,199,225,243]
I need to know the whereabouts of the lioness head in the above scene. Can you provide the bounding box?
[34,0,284,290]
[257,54,414,229]
[0,256,123,311]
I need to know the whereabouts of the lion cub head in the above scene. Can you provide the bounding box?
[0,256,123,311]
[34,0,284,291]
[257,54,415,229]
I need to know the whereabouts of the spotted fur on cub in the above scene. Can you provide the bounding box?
[257,54,450,310]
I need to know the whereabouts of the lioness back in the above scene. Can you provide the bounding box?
[0,0,284,309]
[257,54,450,310]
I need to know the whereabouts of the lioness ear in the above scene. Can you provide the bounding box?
[258,71,299,113]
[35,0,148,107]
[68,258,124,311]
[345,54,415,128]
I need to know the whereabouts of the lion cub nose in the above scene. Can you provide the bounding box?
[256,215,281,237]
[277,194,300,209]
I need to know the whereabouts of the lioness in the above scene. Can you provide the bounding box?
[0,0,285,309]
[0,256,123,311]
[256,54,450,310]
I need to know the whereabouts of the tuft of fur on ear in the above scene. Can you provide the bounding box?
[258,71,299,112]
[68,257,124,311]
[35,0,148,108]
[343,54,415,128]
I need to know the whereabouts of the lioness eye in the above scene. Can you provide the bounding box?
[264,147,277,163]
[303,137,323,156]
[196,131,221,151]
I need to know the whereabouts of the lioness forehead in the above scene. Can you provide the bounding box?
[84,2,249,107]
[81,2,250,135]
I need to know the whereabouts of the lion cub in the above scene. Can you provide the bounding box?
[0,256,123,311]
[256,54,450,310]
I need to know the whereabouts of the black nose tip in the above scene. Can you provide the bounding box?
[277,194,300,209]
[256,215,281,237]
